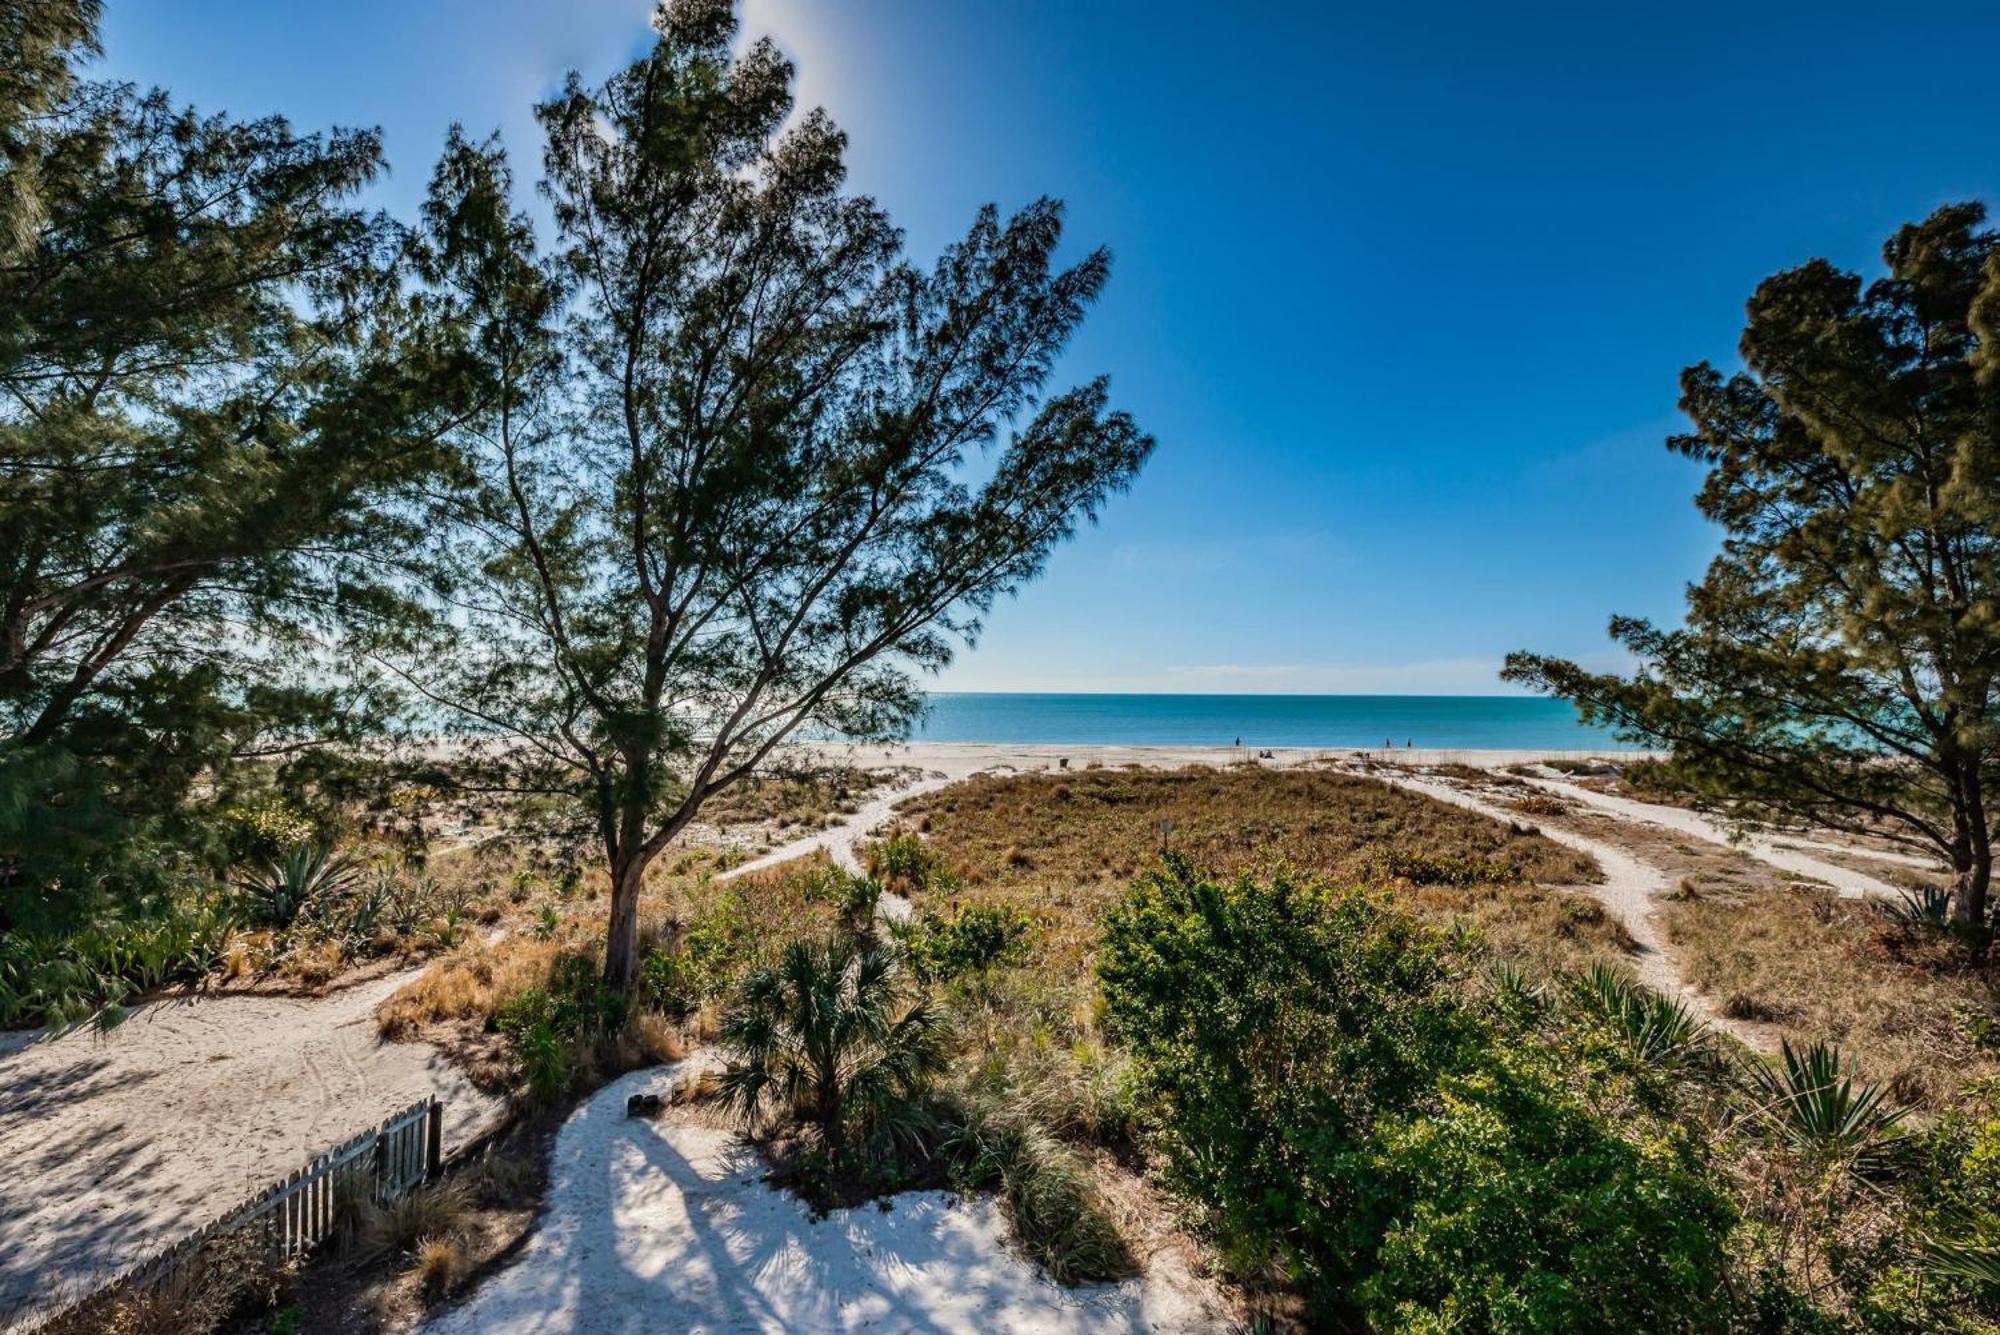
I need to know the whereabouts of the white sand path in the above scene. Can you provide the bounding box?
[1355,767,1759,1042]
[1517,774,1921,900]
[426,1062,1227,1335]
[0,970,504,1326]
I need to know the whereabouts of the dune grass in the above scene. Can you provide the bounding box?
[1664,885,1998,1108]
[895,767,1620,979]
[695,765,903,834]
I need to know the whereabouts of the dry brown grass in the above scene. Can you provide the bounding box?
[895,767,1622,982]
[904,767,1598,887]
[31,1229,293,1335]
[1664,886,1998,1108]
[408,1234,470,1298]
[697,765,904,833]
[376,933,579,1040]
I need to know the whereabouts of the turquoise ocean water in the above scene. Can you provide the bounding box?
[907,693,1636,751]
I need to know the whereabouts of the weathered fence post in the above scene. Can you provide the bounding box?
[426,1098,444,1180]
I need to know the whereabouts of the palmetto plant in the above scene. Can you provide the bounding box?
[1570,963,1708,1064]
[1886,883,1953,929]
[1747,1040,1907,1173]
[235,844,361,931]
[718,937,949,1153]
[1921,1217,2000,1286]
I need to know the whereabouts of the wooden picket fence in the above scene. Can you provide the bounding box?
[25,1097,443,1329]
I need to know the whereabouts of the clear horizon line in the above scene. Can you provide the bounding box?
[922,689,1544,699]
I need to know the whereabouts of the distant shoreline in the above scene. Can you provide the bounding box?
[803,741,1662,778]
[897,692,1639,751]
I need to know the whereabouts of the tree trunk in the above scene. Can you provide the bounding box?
[1954,852,1992,927]
[1950,776,1992,927]
[603,852,649,990]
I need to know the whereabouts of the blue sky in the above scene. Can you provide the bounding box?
[99,1,2000,694]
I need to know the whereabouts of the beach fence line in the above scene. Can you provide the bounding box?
[25,1097,443,1330]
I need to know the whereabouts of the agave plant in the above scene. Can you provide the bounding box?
[1570,963,1707,1064]
[718,935,949,1153]
[235,843,360,931]
[1747,1040,1906,1173]
[1491,960,1548,1013]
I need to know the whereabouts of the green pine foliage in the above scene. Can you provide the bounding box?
[1507,204,2000,925]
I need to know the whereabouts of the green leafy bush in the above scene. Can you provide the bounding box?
[640,895,754,1018]
[0,897,233,1029]
[1097,856,1734,1328]
[494,951,626,1100]
[861,832,950,894]
[896,903,1032,981]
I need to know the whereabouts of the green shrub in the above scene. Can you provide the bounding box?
[0,896,233,1029]
[640,895,754,1017]
[1356,1055,1735,1331]
[861,832,949,894]
[897,904,1032,982]
[1097,856,1735,1327]
[494,950,625,1099]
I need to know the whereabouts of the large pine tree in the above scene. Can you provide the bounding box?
[0,3,467,897]
[388,0,1153,987]
[1507,203,2000,923]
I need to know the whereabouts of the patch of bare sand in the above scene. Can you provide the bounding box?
[425,1062,1228,1335]
[0,971,504,1326]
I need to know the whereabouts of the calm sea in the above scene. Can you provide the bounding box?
[907,693,1636,751]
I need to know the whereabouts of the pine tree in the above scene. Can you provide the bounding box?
[1507,203,2000,923]
[389,0,1153,987]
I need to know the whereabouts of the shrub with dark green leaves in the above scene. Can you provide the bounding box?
[639,895,754,1018]
[897,904,1032,982]
[1097,856,1734,1328]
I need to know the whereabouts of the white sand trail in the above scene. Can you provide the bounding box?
[426,1063,1227,1335]
[1519,775,1919,900]
[0,971,503,1324]
[1358,768,1757,1040]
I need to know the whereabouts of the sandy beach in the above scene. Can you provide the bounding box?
[801,739,1652,780]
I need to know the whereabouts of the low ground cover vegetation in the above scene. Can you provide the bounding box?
[1097,858,2000,1331]
[1665,884,2000,1108]
[895,766,1626,979]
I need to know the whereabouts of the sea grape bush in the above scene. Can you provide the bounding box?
[896,904,1033,982]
